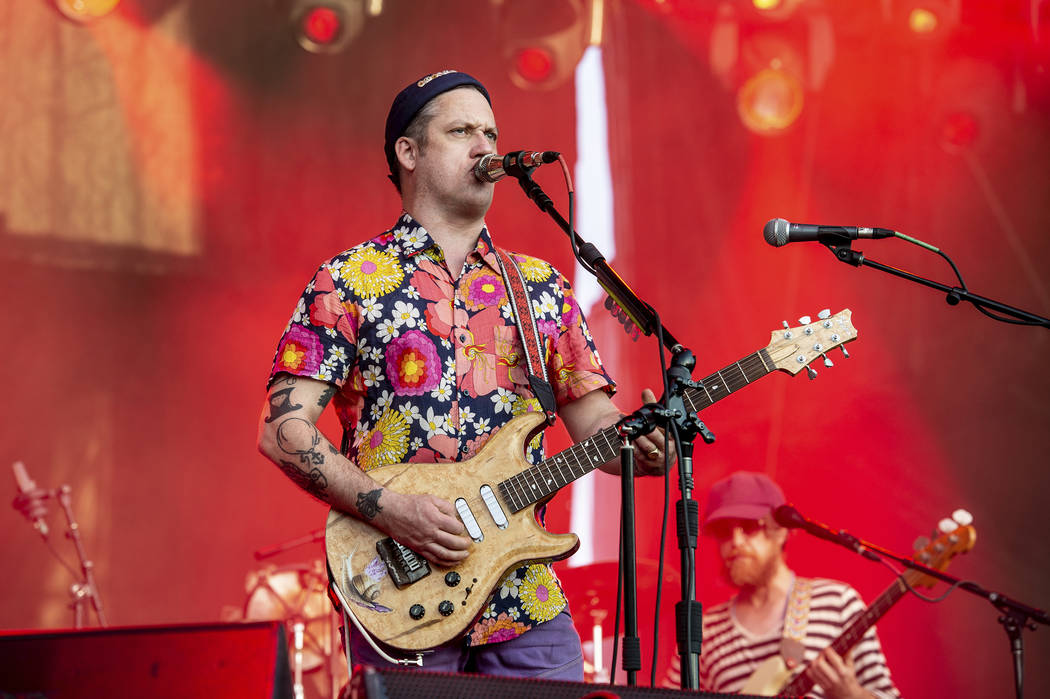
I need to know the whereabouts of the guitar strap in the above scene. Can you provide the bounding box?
[493,247,558,426]
[780,576,813,670]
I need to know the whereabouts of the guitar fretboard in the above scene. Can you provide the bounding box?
[497,348,776,512]
[783,575,912,695]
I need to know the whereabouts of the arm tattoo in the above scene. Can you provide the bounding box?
[356,488,384,520]
[277,459,329,500]
[318,384,337,408]
[264,386,302,423]
[276,418,326,466]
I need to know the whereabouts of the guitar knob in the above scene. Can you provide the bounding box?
[913,536,930,551]
[822,354,834,368]
[952,509,973,526]
[840,346,850,359]
[445,571,461,587]
[798,315,812,325]
[806,366,818,380]
[438,600,454,616]
[782,320,790,329]
[818,308,831,320]
[409,604,425,620]
[938,518,958,534]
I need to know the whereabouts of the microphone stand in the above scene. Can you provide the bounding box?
[795,517,1048,699]
[822,241,1050,328]
[510,168,713,689]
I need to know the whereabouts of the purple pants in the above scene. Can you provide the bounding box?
[347,610,584,680]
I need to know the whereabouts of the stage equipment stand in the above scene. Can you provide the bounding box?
[506,160,713,690]
[11,462,108,628]
[787,505,1049,699]
[821,238,1050,328]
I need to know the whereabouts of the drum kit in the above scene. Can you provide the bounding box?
[241,530,345,699]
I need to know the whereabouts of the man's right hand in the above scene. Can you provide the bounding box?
[380,491,472,567]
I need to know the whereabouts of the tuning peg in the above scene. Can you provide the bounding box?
[806,366,818,380]
[798,315,812,325]
[822,354,834,368]
[840,346,850,359]
[913,535,930,551]
[782,320,790,329]
[938,518,959,534]
[952,509,973,526]
[818,308,831,320]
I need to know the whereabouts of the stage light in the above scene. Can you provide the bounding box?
[908,7,938,34]
[737,63,804,134]
[709,5,834,136]
[497,0,589,90]
[898,0,959,39]
[54,0,120,22]
[290,1,365,54]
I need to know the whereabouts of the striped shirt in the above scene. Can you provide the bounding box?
[699,577,901,698]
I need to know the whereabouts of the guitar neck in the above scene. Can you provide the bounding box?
[783,574,914,696]
[497,348,777,513]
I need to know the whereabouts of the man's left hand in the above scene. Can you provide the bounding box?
[633,388,674,476]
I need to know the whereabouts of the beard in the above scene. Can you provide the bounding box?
[724,547,781,589]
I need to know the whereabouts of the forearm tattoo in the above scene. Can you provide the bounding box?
[356,488,383,521]
[274,418,329,498]
[278,459,329,500]
[265,384,302,423]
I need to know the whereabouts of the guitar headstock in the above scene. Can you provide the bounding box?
[766,309,858,378]
[908,509,977,589]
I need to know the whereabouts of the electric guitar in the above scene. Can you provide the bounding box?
[741,512,977,696]
[325,310,858,652]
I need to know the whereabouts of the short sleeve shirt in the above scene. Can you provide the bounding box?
[268,212,614,646]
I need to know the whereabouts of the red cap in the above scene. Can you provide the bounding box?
[702,472,786,533]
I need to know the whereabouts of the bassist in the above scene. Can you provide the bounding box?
[697,472,900,698]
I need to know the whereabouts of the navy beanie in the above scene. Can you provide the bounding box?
[384,70,491,184]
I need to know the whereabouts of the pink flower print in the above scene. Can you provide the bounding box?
[275,325,323,374]
[386,330,440,396]
[462,269,507,311]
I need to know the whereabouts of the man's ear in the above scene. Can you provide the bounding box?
[395,136,417,175]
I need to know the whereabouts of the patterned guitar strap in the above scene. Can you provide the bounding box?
[493,247,558,426]
[781,576,813,670]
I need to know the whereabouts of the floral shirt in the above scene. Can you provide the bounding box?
[268,212,614,646]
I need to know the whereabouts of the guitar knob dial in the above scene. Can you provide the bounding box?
[409,604,425,620]
[445,571,461,587]
[438,600,454,616]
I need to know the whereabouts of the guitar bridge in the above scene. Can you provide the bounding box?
[376,538,431,589]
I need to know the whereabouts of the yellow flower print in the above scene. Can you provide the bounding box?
[514,255,553,282]
[518,564,566,622]
[340,247,404,298]
[357,409,410,471]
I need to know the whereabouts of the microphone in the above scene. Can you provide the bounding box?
[12,461,49,538]
[474,150,560,183]
[773,504,863,554]
[763,218,897,247]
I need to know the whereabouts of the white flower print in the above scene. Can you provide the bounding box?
[430,382,452,402]
[419,407,446,438]
[375,389,394,408]
[403,285,421,300]
[533,291,558,319]
[330,346,349,363]
[391,300,420,329]
[499,576,522,600]
[459,406,475,424]
[376,319,399,342]
[475,417,492,433]
[491,387,517,414]
[291,297,307,323]
[361,298,384,322]
[399,403,422,423]
[362,365,384,387]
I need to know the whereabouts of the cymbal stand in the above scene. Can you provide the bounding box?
[55,484,108,628]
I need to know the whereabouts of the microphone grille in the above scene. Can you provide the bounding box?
[763,218,790,247]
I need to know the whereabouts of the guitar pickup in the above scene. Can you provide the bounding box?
[376,538,431,589]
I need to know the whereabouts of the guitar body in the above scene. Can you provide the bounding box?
[740,656,795,695]
[325,411,580,651]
